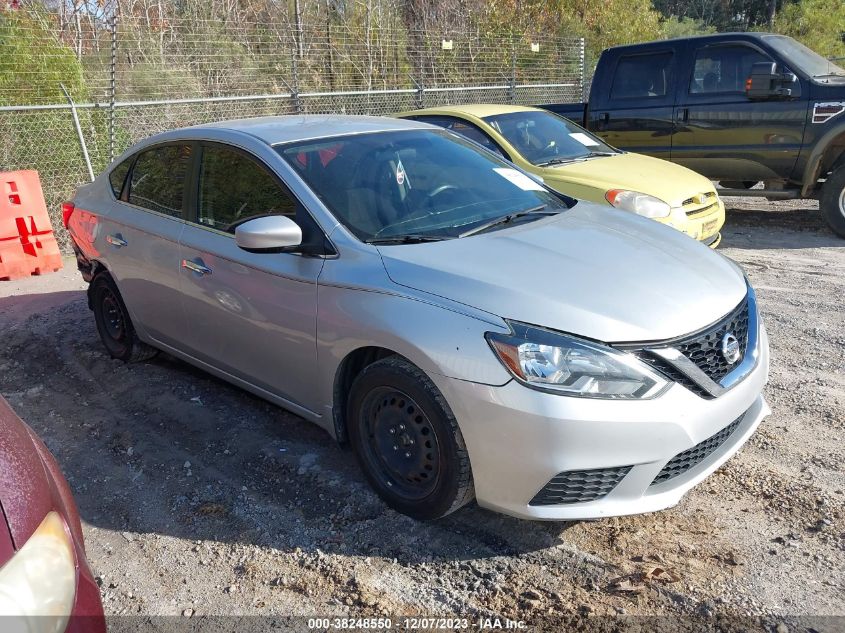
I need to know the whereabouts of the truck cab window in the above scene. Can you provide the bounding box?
[690,45,772,94]
[610,52,673,99]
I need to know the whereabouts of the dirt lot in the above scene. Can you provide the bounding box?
[1,198,843,629]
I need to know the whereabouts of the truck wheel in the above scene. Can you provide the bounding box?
[820,165,845,238]
[91,273,158,363]
[347,356,475,520]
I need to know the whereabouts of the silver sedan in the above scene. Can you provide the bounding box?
[65,115,770,520]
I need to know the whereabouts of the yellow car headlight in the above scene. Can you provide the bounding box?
[0,512,76,633]
[605,189,671,219]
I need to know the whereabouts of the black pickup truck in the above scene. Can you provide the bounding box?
[540,33,845,237]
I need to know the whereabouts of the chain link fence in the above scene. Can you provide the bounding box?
[1,7,584,250]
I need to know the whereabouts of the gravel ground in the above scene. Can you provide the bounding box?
[0,198,843,630]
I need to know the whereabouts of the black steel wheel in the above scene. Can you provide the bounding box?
[90,273,158,362]
[347,356,474,520]
[359,386,441,500]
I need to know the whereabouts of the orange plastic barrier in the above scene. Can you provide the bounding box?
[0,170,63,280]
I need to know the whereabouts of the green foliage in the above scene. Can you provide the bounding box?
[0,8,87,106]
[772,0,845,59]
[660,15,716,39]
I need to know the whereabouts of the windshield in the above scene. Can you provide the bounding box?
[276,130,570,242]
[763,35,845,77]
[482,110,618,166]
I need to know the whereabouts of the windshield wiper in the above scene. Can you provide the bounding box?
[367,234,449,245]
[459,205,556,238]
[537,151,616,167]
[537,157,579,166]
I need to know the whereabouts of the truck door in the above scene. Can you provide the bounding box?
[588,49,677,161]
[671,41,806,183]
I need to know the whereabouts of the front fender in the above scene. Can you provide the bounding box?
[801,120,845,196]
[316,284,512,422]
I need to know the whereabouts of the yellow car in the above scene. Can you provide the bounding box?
[396,104,725,247]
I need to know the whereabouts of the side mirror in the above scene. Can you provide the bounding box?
[235,215,302,252]
[746,62,800,100]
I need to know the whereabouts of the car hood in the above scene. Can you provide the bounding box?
[538,152,715,207]
[378,202,746,343]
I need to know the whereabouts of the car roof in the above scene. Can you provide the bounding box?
[185,114,432,145]
[400,104,542,119]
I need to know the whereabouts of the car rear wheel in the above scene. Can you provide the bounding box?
[347,356,474,520]
[821,165,845,239]
[91,273,158,362]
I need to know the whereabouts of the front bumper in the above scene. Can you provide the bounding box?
[660,198,725,248]
[433,323,769,520]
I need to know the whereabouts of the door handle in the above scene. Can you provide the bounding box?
[106,234,127,248]
[181,259,212,275]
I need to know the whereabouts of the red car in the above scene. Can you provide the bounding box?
[0,396,106,633]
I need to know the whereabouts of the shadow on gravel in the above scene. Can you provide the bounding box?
[720,204,843,250]
[0,295,579,564]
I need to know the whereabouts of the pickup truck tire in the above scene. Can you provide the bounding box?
[820,165,845,238]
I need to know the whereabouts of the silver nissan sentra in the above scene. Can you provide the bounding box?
[65,115,770,521]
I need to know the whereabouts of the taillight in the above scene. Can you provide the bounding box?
[61,201,75,228]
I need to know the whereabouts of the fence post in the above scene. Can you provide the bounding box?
[108,9,118,163]
[291,28,303,114]
[579,37,586,101]
[410,32,424,109]
[509,33,517,104]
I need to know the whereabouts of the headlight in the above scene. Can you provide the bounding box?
[0,512,76,633]
[486,322,669,399]
[605,189,671,219]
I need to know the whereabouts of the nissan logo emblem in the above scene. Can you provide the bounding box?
[721,332,741,365]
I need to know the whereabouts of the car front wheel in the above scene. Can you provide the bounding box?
[347,356,474,520]
[90,273,158,363]
[820,164,845,238]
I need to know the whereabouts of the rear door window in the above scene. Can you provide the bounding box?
[610,52,674,100]
[127,145,192,217]
[197,145,296,233]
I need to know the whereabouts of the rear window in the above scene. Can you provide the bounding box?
[128,145,192,217]
[610,52,673,99]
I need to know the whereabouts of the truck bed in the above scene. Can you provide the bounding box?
[536,102,587,126]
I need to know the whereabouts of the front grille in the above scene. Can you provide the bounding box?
[636,354,711,398]
[685,201,718,217]
[681,191,718,214]
[651,414,744,486]
[676,298,749,383]
[529,466,631,506]
[627,295,752,399]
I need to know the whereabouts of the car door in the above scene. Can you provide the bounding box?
[178,142,325,413]
[671,42,807,182]
[588,49,677,160]
[100,143,192,347]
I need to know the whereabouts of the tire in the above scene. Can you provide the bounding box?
[820,165,845,238]
[347,356,474,520]
[90,273,158,362]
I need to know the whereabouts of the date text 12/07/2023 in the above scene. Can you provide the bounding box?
[306,617,528,630]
